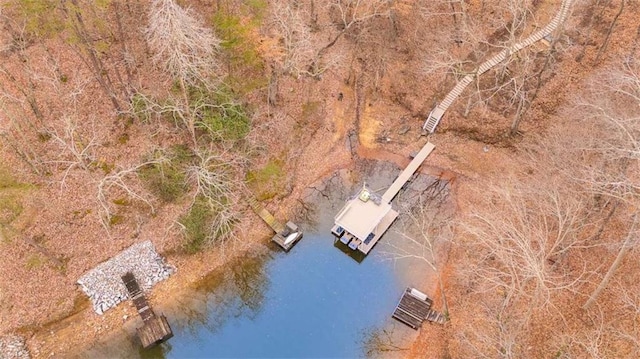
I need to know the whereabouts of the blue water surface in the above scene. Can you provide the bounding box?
[81,163,427,359]
[159,226,401,358]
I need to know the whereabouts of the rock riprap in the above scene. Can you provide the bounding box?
[0,335,30,359]
[77,240,175,314]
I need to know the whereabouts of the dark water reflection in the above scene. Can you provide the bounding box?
[81,161,438,358]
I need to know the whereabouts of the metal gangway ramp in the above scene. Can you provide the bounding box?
[423,0,574,133]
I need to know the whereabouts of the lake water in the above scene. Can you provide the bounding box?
[81,162,441,358]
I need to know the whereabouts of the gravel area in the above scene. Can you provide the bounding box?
[77,240,175,315]
[0,335,30,359]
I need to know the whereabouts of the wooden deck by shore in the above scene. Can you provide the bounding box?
[392,287,446,329]
[121,272,173,349]
[248,197,303,251]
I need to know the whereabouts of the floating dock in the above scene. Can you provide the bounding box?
[121,272,173,348]
[271,221,303,251]
[248,197,303,251]
[332,142,435,256]
[392,287,446,329]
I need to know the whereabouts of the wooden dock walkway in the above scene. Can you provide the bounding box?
[423,0,574,133]
[248,197,303,251]
[381,142,435,203]
[248,197,285,234]
[332,143,435,256]
[121,272,173,348]
[392,288,446,329]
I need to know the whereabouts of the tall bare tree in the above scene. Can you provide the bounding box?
[554,62,640,309]
[146,0,221,86]
[268,1,315,78]
[463,179,592,308]
[60,0,126,113]
[381,176,453,314]
[145,0,222,143]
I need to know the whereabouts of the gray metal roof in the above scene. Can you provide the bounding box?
[334,188,392,240]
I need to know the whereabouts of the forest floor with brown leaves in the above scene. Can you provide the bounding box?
[1,0,639,357]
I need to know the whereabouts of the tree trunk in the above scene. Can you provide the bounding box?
[113,2,135,98]
[179,77,196,145]
[595,0,625,63]
[63,0,123,113]
[584,214,637,309]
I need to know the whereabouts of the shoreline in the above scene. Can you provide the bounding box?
[20,146,451,358]
[23,216,273,359]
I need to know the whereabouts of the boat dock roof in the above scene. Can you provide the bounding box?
[357,207,398,255]
[332,141,435,257]
[334,189,392,241]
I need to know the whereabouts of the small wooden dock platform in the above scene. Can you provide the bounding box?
[121,272,173,349]
[271,221,303,252]
[392,287,446,329]
[248,197,303,251]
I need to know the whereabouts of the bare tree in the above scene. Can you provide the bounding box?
[265,0,391,79]
[60,0,126,113]
[45,115,98,187]
[268,1,315,78]
[453,172,596,358]
[97,160,161,231]
[548,62,640,309]
[584,214,638,309]
[595,0,626,63]
[271,1,314,77]
[451,60,640,356]
[381,177,453,314]
[145,0,222,143]
[421,0,568,133]
[183,149,244,246]
[0,15,51,175]
[0,102,44,176]
[362,326,408,357]
[146,0,221,85]
[612,285,640,356]
[456,299,531,359]
[0,13,108,181]
[310,0,392,77]
[461,0,559,129]
[463,178,593,308]
[566,63,640,202]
